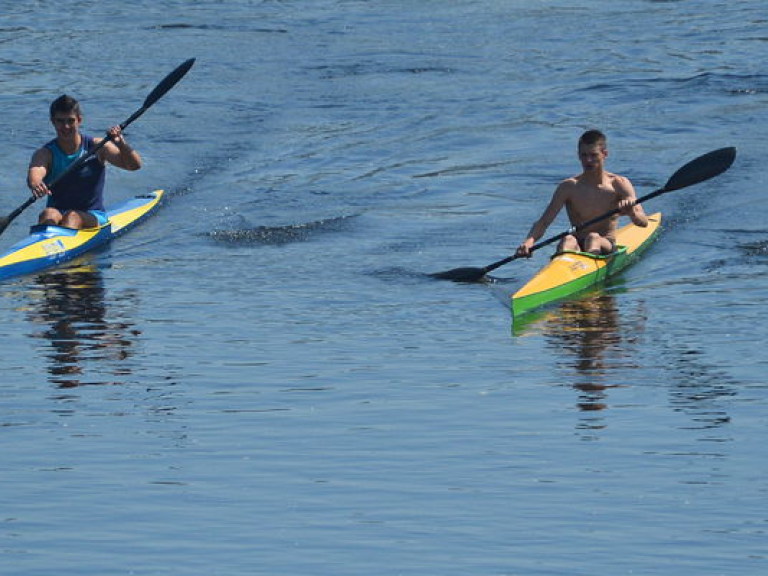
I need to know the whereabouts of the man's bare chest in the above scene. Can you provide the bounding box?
[567,185,618,217]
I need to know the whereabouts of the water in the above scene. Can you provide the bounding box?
[1,1,767,574]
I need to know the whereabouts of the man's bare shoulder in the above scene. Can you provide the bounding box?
[560,174,581,185]
[604,171,628,183]
[555,175,580,194]
[29,145,52,165]
[606,172,634,193]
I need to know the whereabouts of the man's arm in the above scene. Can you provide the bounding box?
[27,147,52,198]
[516,182,570,257]
[616,176,648,227]
[98,126,142,171]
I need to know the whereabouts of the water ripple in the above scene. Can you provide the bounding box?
[208,214,358,245]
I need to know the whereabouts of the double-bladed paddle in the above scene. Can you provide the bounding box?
[0,57,196,237]
[431,146,737,283]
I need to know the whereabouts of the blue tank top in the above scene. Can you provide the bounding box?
[44,133,106,212]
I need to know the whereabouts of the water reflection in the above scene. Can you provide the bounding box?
[25,263,139,388]
[517,291,643,417]
[518,289,736,439]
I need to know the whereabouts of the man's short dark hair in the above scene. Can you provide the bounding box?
[50,94,82,119]
[579,129,606,148]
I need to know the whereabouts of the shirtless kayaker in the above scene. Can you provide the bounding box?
[516,129,648,257]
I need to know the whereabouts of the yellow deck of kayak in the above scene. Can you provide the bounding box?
[512,213,662,318]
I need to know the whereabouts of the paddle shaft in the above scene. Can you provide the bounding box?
[0,58,195,234]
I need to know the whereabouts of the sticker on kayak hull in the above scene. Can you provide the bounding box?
[42,240,67,257]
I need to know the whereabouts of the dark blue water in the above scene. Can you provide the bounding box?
[1,2,767,575]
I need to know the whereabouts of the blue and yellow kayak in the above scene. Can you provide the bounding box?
[511,213,662,318]
[0,189,163,282]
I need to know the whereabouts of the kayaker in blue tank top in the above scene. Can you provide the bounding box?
[45,133,106,211]
[27,94,142,229]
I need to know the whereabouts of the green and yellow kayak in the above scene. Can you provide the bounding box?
[511,213,661,318]
[0,189,164,282]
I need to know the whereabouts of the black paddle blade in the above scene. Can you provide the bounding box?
[0,217,10,235]
[664,147,736,192]
[429,266,488,283]
[143,58,196,109]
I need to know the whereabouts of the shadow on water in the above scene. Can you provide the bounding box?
[25,263,140,388]
[207,214,358,246]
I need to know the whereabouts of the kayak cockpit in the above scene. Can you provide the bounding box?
[28,222,112,237]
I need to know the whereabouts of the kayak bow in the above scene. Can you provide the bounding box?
[0,190,163,282]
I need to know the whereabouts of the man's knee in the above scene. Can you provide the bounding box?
[38,208,62,225]
[558,234,580,252]
[59,210,96,229]
[583,233,612,255]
